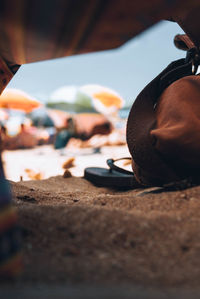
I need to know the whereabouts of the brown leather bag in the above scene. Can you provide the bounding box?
[126,34,200,187]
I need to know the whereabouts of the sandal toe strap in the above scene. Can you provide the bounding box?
[106,158,133,176]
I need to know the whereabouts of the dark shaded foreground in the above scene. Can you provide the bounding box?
[2,176,200,297]
[1,284,200,299]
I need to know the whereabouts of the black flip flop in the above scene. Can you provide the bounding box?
[84,158,142,189]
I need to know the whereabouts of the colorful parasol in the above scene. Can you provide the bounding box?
[0,88,42,113]
[79,84,124,116]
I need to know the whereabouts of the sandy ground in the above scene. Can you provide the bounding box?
[2,144,130,182]
[2,145,200,298]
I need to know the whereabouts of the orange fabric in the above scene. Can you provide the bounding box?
[0,0,194,64]
[0,89,41,112]
[93,92,123,108]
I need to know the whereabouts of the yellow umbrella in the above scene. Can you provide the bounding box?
[79,85,124,116]
[0,88,42,113]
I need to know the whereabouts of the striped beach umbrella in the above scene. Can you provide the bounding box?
[79,84,124,116]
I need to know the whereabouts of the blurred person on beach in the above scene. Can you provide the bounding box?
[54,117,76,150]
[1,123,38,150]
[15,123,38,149]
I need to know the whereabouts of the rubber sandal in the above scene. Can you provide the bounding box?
[84,158,142,189]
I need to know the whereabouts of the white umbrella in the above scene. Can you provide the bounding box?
[48,86,94,112]
[49,86,77,103]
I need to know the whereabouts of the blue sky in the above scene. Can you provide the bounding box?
[7,20,184,107]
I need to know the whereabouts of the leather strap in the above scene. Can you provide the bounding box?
[175,11,200,49]
[174,34,200,74]
[174,34,195,51]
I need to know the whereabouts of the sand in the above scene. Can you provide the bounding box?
[2,144,130,181]
[2,145,200,297]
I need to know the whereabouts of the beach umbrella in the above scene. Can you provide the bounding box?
[49,86,77,104]
[48,86,95,112]
[0,88,42,113]
[47,86,77,111]
[49,85,124,115]
[79,85,124,116]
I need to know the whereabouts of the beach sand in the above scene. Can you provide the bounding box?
[2,144,129,181]
[2,145,200,297]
